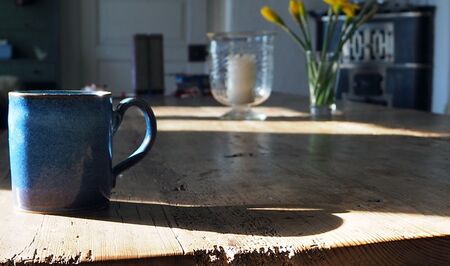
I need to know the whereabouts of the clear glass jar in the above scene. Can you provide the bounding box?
[208,32,275,120]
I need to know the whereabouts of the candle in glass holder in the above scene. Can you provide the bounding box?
[226,54,256,105]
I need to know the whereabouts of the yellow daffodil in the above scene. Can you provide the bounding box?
[261,6,285,27]
[323,0,349,14]
[289,0,300,19]
[289,0,305,19]
[342,2,360,18]
[298,1,306,17]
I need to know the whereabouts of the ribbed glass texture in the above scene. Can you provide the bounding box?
[208,32,274,107]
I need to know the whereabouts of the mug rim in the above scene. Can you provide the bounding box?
[9,90,112,98]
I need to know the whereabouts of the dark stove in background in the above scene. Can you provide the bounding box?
[315,6,435,111]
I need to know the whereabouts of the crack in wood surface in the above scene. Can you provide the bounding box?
[114,202,124,223]
[10,216,45,263]
[161,205,186,255]
[135,205,142,220]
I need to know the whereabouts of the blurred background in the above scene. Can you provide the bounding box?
[0,0,448,113]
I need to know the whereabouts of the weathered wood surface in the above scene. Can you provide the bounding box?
[1,94,450,265]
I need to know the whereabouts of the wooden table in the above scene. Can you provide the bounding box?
[1,94,450,265]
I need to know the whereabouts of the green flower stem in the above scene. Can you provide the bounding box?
[310,4,378,107]
[298,21,312,50]
[296,13,312,51]
[322,9,338,61]
[338,3,378,51]
[302,13,311,42]
[321,9,333,57]
[281,25,307,50]
[307,50,338,107]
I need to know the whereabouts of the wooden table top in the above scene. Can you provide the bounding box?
[1,94,450,265]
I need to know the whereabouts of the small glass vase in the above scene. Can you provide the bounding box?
[208,32,275,120]
[306,51,339,119]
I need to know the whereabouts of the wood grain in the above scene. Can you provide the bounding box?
[1,94,450,265]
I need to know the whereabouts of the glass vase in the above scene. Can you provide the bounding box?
[306,51,339,119]
[208,32,274,120]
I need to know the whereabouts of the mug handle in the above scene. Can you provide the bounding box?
[112,98,157,187]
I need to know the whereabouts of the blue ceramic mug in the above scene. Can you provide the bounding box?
[8,90,157,213]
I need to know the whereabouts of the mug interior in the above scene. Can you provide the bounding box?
[9,90,111,97]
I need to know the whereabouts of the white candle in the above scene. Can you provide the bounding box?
[226,54,256,105]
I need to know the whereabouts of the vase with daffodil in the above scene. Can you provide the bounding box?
[261,0,378,118]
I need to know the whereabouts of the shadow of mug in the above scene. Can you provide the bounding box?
[63,201,345,237]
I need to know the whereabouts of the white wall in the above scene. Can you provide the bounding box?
[206,0,232,32]
[416,0,450,114]
[61,0,450,113]
[61,0,207,95]
[409,0,450,113]
[59,0,325,95]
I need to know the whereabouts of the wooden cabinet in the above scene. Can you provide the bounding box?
[317,9,434,111]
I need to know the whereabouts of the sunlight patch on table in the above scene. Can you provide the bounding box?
[153,106,309,118]
[158,120,450,138]
[247,207,323,212]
